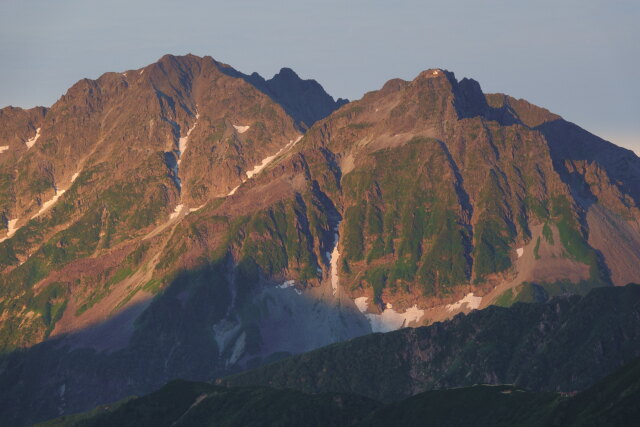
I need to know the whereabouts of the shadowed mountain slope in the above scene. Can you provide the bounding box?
[240,67,348,130]
[40,345,640,426]
[222,285,640,402]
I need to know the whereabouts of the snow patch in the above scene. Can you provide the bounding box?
[226,135,302,197]
[277,280,301,294]
[0,219,19,243]
[6,219,18,237]
[278,280,296,289]
[190,394,207,410]
[354,297,369,313]
[233,125,250,134]
[30,170,82,219]
[212,318,242,354]
[367,304,424,333]
[139,69,145,75]
[329,229,340,296]
[170,204,184,220]
[0,146,8,154]
[228,332,246,366]
[245,135,302,180]
[171,114,199,192]
[516,247,524,258]
[246,154,278,179]
[33,189,66,218]
[446,293,482,312]
[177,115,198,166]
[353,297,424,332]
[25,128,41,149]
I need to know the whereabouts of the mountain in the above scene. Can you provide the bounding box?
[38,381,380,427]
[39,352,640,426]
[1,55,640,425]
[0,53,348,353]
[233,67,349,130]
[221,284,640,401]
[365,354,640,427]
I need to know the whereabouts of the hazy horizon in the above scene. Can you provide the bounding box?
[1,0,638,153]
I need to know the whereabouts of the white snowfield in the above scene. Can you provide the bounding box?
[1,172,81,243]
[26,128,41,149]
[329,229,340,296]
[0,146,9,154]
[7,219,18,236]
[278,280,301,295]
[34,189,66,218]
[227,135,303,197]
[228,332,246,366]
[32,171,82,219]
[517,247,524,257]
[171,114,199,193]
[212,317,247,368]
[0,219,19,243]
[354,297,369,313]
[233,125,250,134]
[227,185,240,196]
[189,203,206,213]
[245,152,278,179]
[178,114,199,166]
[212,318,242,355]
[277,280,296,289]
[446,292,482,312]
[169,204,184,220]
[246,136,302,180]
[353,296,425,333]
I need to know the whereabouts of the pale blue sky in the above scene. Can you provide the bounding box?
[1,0,638,153]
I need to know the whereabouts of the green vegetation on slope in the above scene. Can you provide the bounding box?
[472,169,515,281]
[0,160,175,351]
[340,138,471,299]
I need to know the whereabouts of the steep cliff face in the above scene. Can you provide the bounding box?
[0,59,639,425]
[487,93,640,286]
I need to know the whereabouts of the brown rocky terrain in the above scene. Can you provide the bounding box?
[0,56,639,425]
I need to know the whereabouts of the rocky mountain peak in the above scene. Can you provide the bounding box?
[273,67,300,79]
[1,56,640,426]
